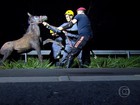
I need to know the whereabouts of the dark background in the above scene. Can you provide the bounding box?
[0,0,139,50]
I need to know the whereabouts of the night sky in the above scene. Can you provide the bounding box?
[0,0,139,50]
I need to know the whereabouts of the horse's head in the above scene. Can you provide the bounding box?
[27,13,48,24]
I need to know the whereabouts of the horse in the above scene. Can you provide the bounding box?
[0,13,47,65]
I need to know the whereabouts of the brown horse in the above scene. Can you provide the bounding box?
[0,13,47,64]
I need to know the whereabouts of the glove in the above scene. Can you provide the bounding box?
[42,22,50,28]
[62,30,67,34]
[57,27,63,31]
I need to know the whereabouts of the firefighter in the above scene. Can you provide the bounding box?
[49,30,63,65]
[57,7,93,68]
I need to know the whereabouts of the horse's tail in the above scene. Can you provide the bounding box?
[43,38,64,48]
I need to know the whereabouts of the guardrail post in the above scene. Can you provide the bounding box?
[24,53,27,62]
[126,51,130,58]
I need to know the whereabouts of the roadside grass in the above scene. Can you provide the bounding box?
[89,56,140,68]
[0,57,54,70]
[0,56,140,70]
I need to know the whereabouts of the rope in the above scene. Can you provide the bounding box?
[63,31,73,48]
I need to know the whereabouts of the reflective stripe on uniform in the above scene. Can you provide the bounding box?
[74,36,84,48]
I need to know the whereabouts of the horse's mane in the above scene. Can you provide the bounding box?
[25,23,40,36]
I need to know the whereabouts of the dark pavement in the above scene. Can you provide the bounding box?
[0,68,140,105]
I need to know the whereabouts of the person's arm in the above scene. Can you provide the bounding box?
[42,22,61,33]
[58,19,77,31]
[67,33,79,38]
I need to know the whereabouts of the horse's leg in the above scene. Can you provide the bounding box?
[31,42,43,62]
[43,38,64,48]
[35,47,43,62]
[0,50,13,65]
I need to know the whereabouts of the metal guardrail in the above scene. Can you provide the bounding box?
[22,50,140,62]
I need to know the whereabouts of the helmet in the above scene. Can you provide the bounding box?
[50,30,54,34]
[77,7,86,11]
[65,10,74,16]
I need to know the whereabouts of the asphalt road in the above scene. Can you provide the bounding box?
[0,68,140,105]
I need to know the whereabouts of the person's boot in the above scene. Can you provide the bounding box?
[82,61,90,68]
[66,57,73,68]
[58,62,65,68]
[78,60,83,68]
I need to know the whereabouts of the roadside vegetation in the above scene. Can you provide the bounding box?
[0,55,140,70]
